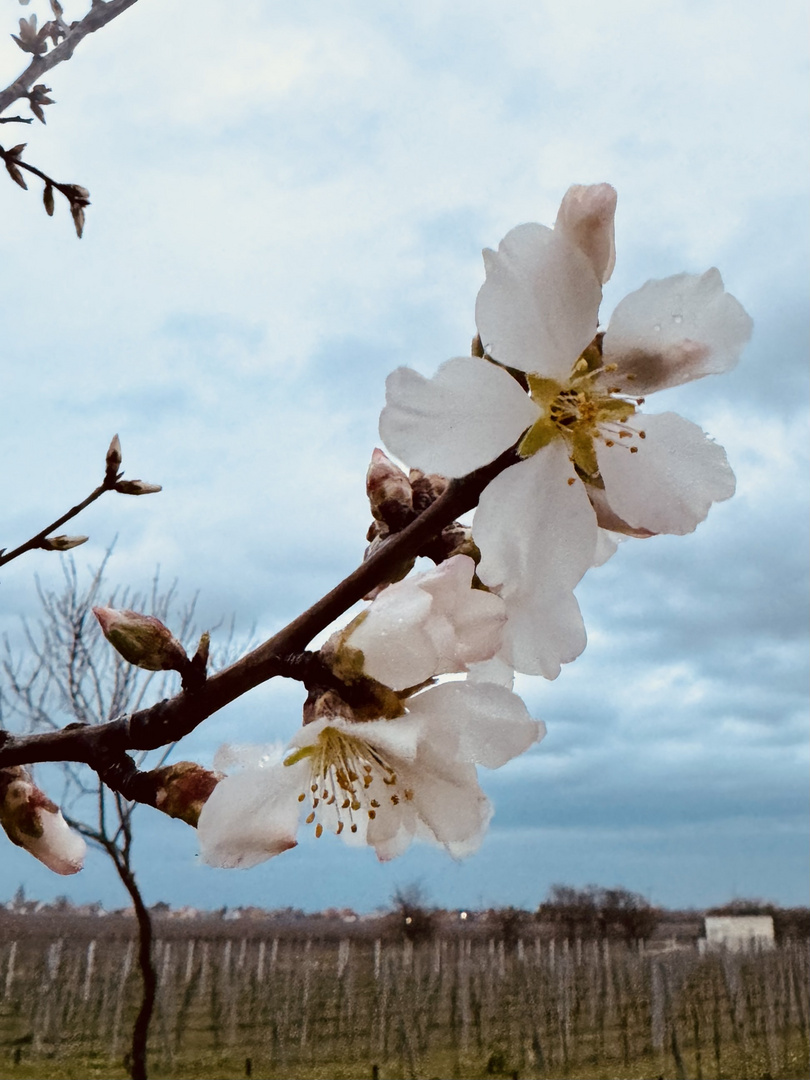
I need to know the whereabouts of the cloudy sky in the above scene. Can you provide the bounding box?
[1,0,807,914]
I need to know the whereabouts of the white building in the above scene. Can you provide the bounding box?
[699,915,776,953]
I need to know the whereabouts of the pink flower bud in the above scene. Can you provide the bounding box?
[366,448,413,531]
[0,767,86,875]
[555,183,617,284]
[152,762,221,828]
[92,606,189,672]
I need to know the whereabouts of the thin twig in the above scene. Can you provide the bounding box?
[0,443,521,776]
[0,0,141,116]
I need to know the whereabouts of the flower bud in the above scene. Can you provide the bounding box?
[409,468,449,514]
[0,767,86,875]
[92,606,189,672]
[438,522,480,563]
[555,183,617,284]
[42,534,88,551]
[105,434,122,478]
[366,448,413,531]
[114,479,162,496]
[151,762,221,828]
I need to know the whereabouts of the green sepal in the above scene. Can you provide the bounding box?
[518,418,557,458]
[526,373,561,412]
[571,428,598,477]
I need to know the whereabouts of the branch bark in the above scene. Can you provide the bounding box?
[0,444,520,773]
[0,0,141,117]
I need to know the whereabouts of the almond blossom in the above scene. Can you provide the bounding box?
[197,681,543,867]
[198,551,541,867]
[337,553,507,691]
[379,184,752,678]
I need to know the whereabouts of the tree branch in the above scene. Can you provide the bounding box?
[0,435,158,567]
[0,0,141,117]
[0,444,521,772]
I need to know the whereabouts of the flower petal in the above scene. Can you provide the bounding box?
[473,443,599,677]
[406,681,544,769]
[349,555,506,689]
[466,654,515,689]
[602,269,753,394]
[475,223,602,379]
[197,764,300,869]
[380,357,537,476]
[349,583,436,689]
[596,411,736,535]
[30,810,87,876]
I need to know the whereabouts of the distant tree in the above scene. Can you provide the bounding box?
[1,553,236,1080]
[390,883,436,943]
[537,884,660,943]
[491,905,532,948]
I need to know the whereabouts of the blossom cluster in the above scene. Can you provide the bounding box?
[196,183,751,871]
[6,184,751,877]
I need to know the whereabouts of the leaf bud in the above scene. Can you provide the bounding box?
[409,468,449,514]
[70,203,86,239]
[105,433,122,477]
[151,762,221,828]
[114,479,162,496]
[0,766,86,875]
[366,448,413,531]
[92,606,189,673]
[42,534,89,551]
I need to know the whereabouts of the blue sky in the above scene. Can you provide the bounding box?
[1,0,807,914]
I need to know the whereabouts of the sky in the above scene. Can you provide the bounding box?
[0,0,807,915]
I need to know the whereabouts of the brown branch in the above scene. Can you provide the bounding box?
[0,0,141,117]
[0,435,158,567]
[0,444,521,775]
[0,141,91,235]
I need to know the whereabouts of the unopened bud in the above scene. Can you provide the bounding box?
[193,631,210,669]
[151,762,221,828]
[42,534,88,551]
[92,606,189,672]
[438,523,480,563]
[62,183,90,204]
[105,434,122,478]
[409,469,449,514]
[0,766,86,875]
[367,448,413,531]
[114,479,162,496]
[555,183,617,284]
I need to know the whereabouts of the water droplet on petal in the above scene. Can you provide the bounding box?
[672,313,683,324]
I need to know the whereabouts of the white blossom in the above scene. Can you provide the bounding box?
[197,681,543,867]
[379,184,752,678]
[344,554,506,691]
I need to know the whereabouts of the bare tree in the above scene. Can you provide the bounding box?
[0,552,216,1080]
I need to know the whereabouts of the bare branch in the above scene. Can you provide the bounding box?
[0,435,159,568]
[0,443,521,779]
[0,0,140,117]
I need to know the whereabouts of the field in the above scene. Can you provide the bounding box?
[0,919,807,1080]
